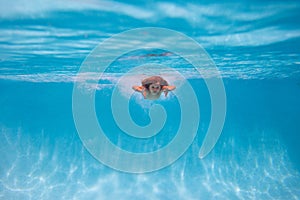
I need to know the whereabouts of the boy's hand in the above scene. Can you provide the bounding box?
[162,86,168,97]
[142,90,147,98]
[164,90,168,97]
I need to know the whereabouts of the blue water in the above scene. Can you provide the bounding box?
[1,0,300,199]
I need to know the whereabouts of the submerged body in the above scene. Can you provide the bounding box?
[132,76,176,100]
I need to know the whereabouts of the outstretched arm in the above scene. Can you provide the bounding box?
[132,86,147,98]
[132,86,144,92]
[162,85,176,97]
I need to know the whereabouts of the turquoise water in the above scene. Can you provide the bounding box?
[1,0,300,199]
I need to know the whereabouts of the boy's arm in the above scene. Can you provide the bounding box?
[164,85,176,91]
[132,86,144,92]
[162,85,176,97]
[133,86,147,98]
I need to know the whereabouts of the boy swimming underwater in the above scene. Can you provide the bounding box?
[132,76,176,100]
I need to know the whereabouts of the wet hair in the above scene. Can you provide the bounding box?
[144,83,151,90]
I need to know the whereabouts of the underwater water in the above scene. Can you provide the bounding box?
[1,0,300,199]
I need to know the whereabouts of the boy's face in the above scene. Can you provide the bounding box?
[149,83,161,95]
